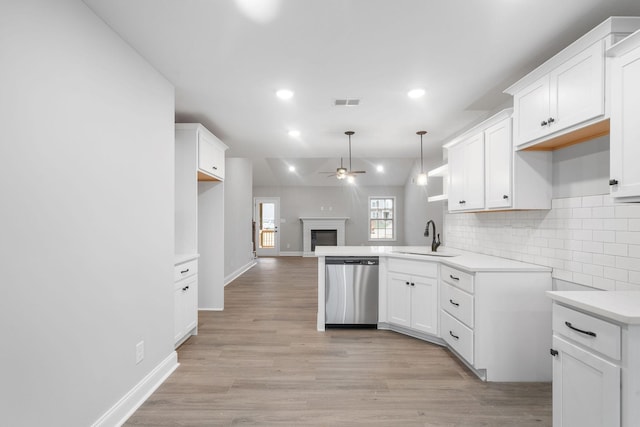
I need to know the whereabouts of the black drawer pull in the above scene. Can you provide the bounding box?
[540,120,548,127]
[449,299,459,307]
[182,286,189,291]
[180,269,190,274]
[410,282,415,287]
[405,281,410,285]
[609,179,618,186]
[212,166,218,170]
[449,274,459,281]
[565,321,596,337]
[550,348,558,357]
[449,331,459,340]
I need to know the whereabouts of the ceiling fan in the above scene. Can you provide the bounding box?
[321,131,366,180]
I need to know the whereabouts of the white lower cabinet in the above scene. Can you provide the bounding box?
[387,259,438,336]
[552,336,620,427]
[174,259,198,346]
[440,265,552,381]
[550,303,624,427]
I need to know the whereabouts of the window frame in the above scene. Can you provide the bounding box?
[368,196,397,242]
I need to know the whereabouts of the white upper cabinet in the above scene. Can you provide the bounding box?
[176,123,228,182]
[197,129,226,181]
[485,118,512,209]
[513,42,605,148]
[506,17,640,151]
[447,132,485,212]
[445,110,551,213]
[608,29,640,201]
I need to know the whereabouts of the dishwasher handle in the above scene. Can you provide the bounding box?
[325,257,379,265]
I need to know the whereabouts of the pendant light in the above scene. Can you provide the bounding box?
[416,131,428,186]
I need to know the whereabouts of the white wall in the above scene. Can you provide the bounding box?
[0,1,175,425]
[403,158,445,246]
[224,158,255,281]
[253,185,405,252]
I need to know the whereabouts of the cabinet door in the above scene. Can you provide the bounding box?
[447,142,466,212]
[448,133,485,211]
[550,41,605,133]
[552,336,620,427]
[513,76,550,146]
[387,273,411,327]
[485,118,512,209]
[610,43,640,199]
[183,277,198,334]
[410,276,438,335]
[198,131,225,180]
[174,286,184,343]
[462,133,485,210]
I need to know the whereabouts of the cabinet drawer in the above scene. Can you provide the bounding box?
[388,258,437,278]
[441,283,474,328]
[553,304,621,360]
[441,265,474,293]
[174,259,198,281]
[441,310,474,365]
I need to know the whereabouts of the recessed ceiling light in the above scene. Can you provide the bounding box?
[376,165,384,173]
[288,130,300,138]
[407,88,425,98]
[288,165,296,172]
[276,89,294,100]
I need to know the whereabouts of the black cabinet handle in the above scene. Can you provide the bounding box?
[449,274,459,281]
[410,282,415,287]
[550,348,558,357]
[449,299,459,307]
[459,200,466,204]
[212,166,218,170]
[548,117,555,124]
[182,286,189,291]
[180,269,189,274]
[609,179,618,186]
[405,281,410,285]
[565,321,597,337]
[449,331,459,340]
[503,195,509,199]
[540,120,548,127]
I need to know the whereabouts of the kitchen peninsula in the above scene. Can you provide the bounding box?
[315,246,553,382]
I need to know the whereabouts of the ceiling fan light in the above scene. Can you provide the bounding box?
[288,129,300,138]
[347,176,355,184]
[417,173,428,186]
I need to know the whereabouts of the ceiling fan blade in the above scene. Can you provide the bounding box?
[350,170,367,174]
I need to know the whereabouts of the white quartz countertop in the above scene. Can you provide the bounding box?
[314,246,551,273]
[175,253,199,265]
[547,291,640,325]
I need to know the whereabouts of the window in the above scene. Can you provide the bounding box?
[369,197,395,241]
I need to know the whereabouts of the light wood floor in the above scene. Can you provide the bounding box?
[126,257,551,426]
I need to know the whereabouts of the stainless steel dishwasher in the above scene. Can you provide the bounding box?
[325,256,379,328]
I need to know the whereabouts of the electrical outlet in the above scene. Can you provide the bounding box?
[136,340,144,364]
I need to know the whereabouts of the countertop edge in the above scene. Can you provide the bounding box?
[547,291,640,325]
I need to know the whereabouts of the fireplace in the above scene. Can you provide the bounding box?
[299,217,348,257]
[311,229,337,251]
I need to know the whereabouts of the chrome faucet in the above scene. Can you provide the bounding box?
[424,220,441,252]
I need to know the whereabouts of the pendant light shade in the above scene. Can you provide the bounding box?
[416,131,428,186]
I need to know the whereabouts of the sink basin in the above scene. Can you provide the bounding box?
[390,250,459,257]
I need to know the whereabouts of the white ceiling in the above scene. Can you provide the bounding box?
[84,0,640,186]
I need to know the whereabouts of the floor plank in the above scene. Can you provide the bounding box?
[126,257,551,426]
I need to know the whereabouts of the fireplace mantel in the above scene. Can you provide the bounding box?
[300,217,348,257]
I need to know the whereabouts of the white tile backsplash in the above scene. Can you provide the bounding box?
[444,194,640,291]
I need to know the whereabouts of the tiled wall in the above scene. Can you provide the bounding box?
[444,194,640,291]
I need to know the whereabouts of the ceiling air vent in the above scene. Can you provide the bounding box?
[334,98,361,107]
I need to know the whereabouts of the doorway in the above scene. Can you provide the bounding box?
[254,197,280,256]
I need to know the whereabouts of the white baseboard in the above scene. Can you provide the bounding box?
[278,251,303,257]
[224,260,257,286]
[92,351,178,427]
[198,307,223,311]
